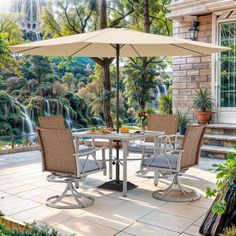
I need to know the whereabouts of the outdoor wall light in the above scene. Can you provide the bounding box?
[189,20,200,41]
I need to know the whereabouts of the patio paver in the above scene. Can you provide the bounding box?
[0,151,221,236]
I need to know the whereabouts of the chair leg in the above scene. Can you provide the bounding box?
[154,169,159,186]
[152,174,200,202]
[46,178,94,209]
[102,148,107,176]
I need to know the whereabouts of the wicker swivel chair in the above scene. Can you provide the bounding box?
[37,128,106,209]
[138,114,178,177]
[39,115,66,129]
[142,125,206,202]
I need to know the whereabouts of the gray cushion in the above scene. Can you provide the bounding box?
[143,154,178,169]
[129,143,154,154]
[79,159,104,173]
[79,146,95,154]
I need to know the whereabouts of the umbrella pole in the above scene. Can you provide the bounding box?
[115,44,120,184]
[97,44,137,192]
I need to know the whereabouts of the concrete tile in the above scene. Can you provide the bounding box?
[184,225,201,235]
[82,206,134,231]
[124,222,179,236]
[56,217,118,236]
[159,202,207,221]
[11,205,74,226]
[139,210,193,233]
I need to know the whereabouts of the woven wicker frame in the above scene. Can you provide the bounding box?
[180,125,206,170]
[146,114,178,142]
[37,128,77,176]
[39,115,65,129]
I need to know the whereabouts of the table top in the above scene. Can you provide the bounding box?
[73,130,164,141]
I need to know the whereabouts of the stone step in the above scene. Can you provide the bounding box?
[201,145,234,159]
[206,123,236,136]
[203,134,236,148]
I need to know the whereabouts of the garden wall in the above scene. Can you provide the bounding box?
[172,15,212,116]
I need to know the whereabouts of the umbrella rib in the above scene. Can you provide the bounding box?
[15,46,42,54]
[69,43,93,57]
[130,44,141,57]
[170,43,204,55]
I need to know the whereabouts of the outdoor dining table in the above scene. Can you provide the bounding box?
[73,130,164,197]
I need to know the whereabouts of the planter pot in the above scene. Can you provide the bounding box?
[179,127,186,135]
[0,216,29,232]
[196,111,211,124]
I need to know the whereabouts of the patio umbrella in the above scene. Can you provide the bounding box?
[9,27,230,190]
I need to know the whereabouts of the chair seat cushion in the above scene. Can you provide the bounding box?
[79,159,105,174]
[129,143,154,154]
[143,154,178,170]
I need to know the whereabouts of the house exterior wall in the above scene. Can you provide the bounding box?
[172,15,212,114]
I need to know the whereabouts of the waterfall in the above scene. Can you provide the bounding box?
[35,32,41,41]
[156,86,161,98]
[22,106,35,134]
[162,84,168,95]
[21,117,26,135]
[45,99,51,116]
[56,100,62,115]
[65,106,73,129]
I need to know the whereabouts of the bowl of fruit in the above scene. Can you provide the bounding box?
[120,127,129,133]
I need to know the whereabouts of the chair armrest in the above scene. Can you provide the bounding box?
[73,146,107,157]
[153,147,184,153]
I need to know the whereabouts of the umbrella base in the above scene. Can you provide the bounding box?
[98,180,137,192]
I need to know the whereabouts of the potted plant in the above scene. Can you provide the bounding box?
[205,145,236,215]
[177,109,191,135]
[192,88,213,124]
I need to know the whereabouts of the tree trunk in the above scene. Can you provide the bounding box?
[103,59,113,127]
[100,0,107,29]
[142,0,150,99]
[144,0,150,33]
[100,0,113,127]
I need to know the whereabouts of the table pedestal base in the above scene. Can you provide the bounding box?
[98,180,137,192]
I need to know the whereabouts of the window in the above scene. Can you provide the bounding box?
[219,21,236,107]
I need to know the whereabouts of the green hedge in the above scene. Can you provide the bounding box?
[0,222,72,236]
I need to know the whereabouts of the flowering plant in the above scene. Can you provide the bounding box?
[137,111,149,131]
[137,111,149,121]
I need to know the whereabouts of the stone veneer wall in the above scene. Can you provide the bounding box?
[172,15,212,116]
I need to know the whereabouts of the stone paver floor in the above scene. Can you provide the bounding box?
[0,151,221,236]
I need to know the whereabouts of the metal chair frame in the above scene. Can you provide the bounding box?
[137,114,179,178]
[38,127,107,209]
[141,125,206,202]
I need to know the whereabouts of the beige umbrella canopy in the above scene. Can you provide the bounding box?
[9,28,229,57]
[9,28,230,189]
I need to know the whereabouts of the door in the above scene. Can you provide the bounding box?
[218,20,236,123]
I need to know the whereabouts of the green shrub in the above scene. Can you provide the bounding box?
[205,145,236,215]
[0,222,71,236]
[158,93,172,114]
[221,226,236,236]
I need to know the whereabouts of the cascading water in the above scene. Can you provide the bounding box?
[162,84,168,95]
[45,99,51,116]
[64,106,73,129]
[22,106,35,134]
[156,86,161,98]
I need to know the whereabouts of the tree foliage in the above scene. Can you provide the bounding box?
[0,34,20,79]
[124,62,157,110]
[0,14,23,45]
[30,56,52,83]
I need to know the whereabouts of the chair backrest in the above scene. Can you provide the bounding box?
[146,114,178,142]
[39,115,65,129]
[37,128,77,176]
[180,125,206,170]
